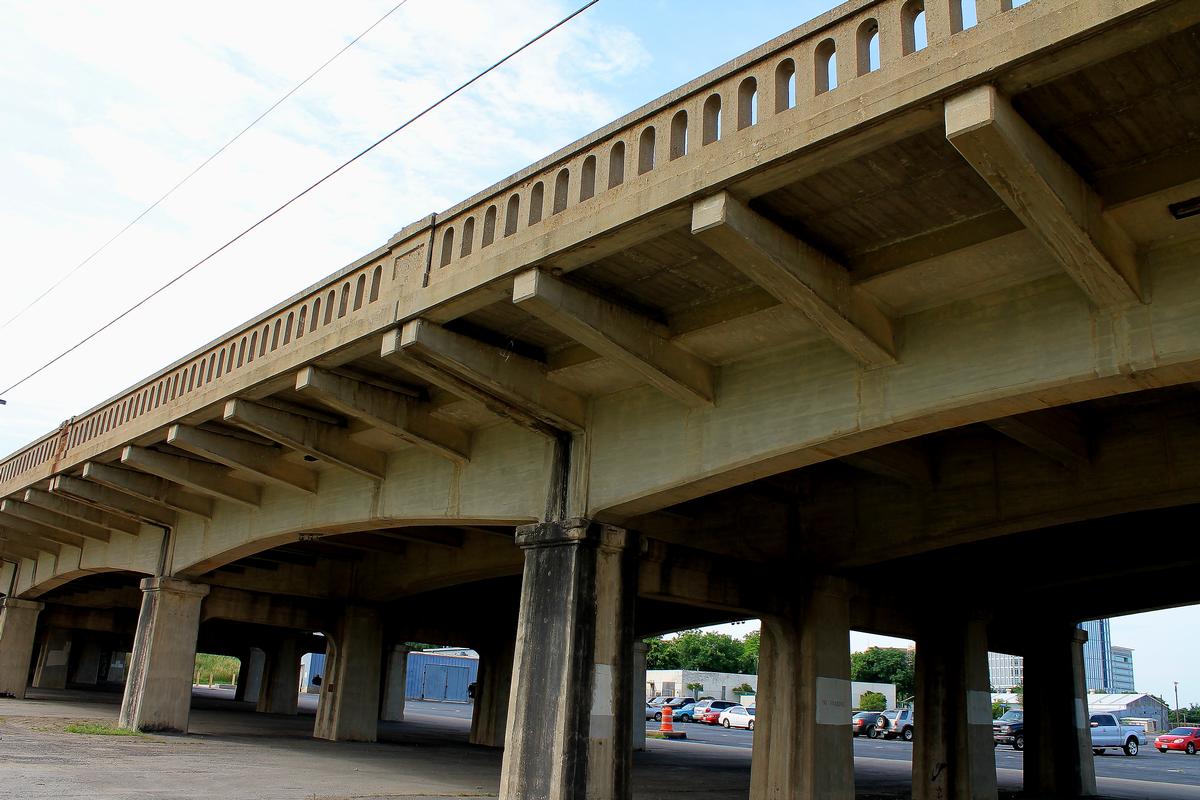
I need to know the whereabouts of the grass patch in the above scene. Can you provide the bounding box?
[64,722,145,736]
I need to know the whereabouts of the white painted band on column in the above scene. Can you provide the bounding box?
[968,690,993,725]
[591,663,614,739]
[816,676,851,725]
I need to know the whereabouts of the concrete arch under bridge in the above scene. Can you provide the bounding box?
[4,0,1200,798]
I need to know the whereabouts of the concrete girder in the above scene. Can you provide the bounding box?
[23,488,141,535]
[691,191,896,367]
[82,461,213,519]
[511,268,715,407]
[294,365,470,464]
[839,442,933,490]
[0,530,61,560]
[984,408,1089,469]
[383,319,585,435]
[166,424,318,494]
[223,398,386,481]
[121,446,260,509]
[945,84,1141,308]
[1,498,110,543]
[50,475,178,527]
[0,510,85,549]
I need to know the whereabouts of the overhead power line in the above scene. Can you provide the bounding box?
[0,0,602,401]
[0,0,413,333]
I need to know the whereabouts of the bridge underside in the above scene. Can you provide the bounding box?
[4,2,1200,799]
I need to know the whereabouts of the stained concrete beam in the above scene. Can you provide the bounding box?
[121,446,260,509]
[294,366,470,464]
[0,514,79,550]
[512,269,715,407]
[167,424,318,494]
[23,488,141,535]
[945,84,1140,308]
[691,190,896,367]
[1,498,110,542]
[383,319,585,435]
[223,398,386,481]
[986,408,1089,469]
[50,475,177,527]
[840,443,933,490]
[82,462,213,520]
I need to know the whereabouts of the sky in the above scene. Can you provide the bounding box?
[0,0,1195,707]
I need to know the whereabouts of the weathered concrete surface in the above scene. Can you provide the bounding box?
[32,627,71,689]
[313,605,382,742]
[380,643,410,723]
[118,577,210,732]
[0,597,42,698]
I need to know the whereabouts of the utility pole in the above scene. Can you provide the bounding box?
[1175,682,1181,726]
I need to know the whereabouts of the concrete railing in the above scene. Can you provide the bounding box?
[0,0,1049,493]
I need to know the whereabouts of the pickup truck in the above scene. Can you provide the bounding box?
[1089,713,1147,756]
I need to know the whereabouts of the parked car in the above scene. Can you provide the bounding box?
[993,709,1024,750]
[647,696,669,706]
[693,700,739,722]
[1090,713,1146,756]
[719,705,756,730]
[701,707,724,725]
[675,703,698,723]
[664,696,696,709]
[852,710,886,739]
[1155,727,1200,755]
[645,704,659,721]
[880,709,914,741]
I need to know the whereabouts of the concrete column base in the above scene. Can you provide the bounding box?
[381,644,411,722]
[751,577,853,800]
[33,628,72,689]
[470,638,514,747]
[631,641,648,753]
[499,519,636,800]
[119,577,210,733]
[913,618,998,800]
[258,634,300,715]
[0,598,43,699]
[1024,625,1097,797]
[313,605,382,742]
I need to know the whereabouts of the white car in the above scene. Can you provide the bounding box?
[718,705,756,730]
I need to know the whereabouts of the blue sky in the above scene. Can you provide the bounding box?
[0,0,1194,706]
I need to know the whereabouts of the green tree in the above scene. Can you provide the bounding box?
[740,630,760,674]
[992,700,1008,719]
[687,681,705,697]
[850,647,915,701]
[733,682,754,696]
[858,690,887,711]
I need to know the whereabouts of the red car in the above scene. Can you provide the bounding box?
[701,709,723,725]
[1156,727,1200,755]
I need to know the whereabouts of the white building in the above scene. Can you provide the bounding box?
[645,669,896,709]
[1111,645,1136,693]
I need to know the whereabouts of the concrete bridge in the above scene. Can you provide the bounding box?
[3,0,1200,797]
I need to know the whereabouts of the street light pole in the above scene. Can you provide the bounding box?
[1175,682,1181,726]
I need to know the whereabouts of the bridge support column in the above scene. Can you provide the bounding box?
[235,647,265,703]
[257,633,300,715]
[70,636,104,686]
[631,641,647,752]
[381,643,411,722]
[1024,625,1097,798]
[32,627,72,689]
[470,638,514,747]
[313,605,382,742]
[750,577,853,800]
[913,618,997,800]
[0,598,43,699]
[119,577,210,732]
[499,519,636,800]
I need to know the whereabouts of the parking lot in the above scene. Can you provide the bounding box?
[1,689,1198,799]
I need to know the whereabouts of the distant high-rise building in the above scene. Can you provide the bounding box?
[988,619,1127,694]
[1111,645,1136,693]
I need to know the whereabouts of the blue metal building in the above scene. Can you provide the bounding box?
[299,649,479,702]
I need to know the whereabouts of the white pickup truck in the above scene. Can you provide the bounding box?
[1089,712,1147,756]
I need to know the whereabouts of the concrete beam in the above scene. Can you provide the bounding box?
[120,446,260,509]
[0,510,85,549]
[82,461,213,519]
[0,539,48,562]
[23,488,141,535]
[985,408,1089,469]
[691,191,896,367]
[50,475,177,527]
[294,366,470,463]
[1,498,110,542]
[383,320,585,435]
[945,84,1140,308]
[839,443,933,490]
[512,269,715,407]
[223,399,386,481]
[166,424,317,494]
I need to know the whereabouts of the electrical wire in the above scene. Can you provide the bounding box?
[0,0,413,333]
[0,0,602,400]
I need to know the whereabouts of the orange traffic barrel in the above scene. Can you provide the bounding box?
[660,705,674,733]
